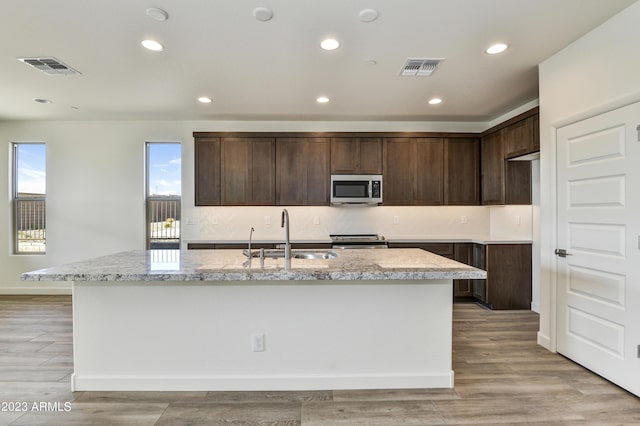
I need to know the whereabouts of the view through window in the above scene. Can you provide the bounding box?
[146,143,181,249]
[13,143,46,254]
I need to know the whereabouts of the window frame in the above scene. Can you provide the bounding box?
[12,142,47,255]
[145,142,182,250]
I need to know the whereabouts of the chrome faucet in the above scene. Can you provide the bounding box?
[281,209,291,268]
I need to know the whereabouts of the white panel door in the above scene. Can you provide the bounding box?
[556,101,640,397]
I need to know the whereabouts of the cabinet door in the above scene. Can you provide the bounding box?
[444,138,479,205]
[305,138,330,205]
[453,243,474,297]
[481,131,505,205]
[532,114,540,151]
[194,137,220,206]
[221,138,275,205]
[415,138,444,205]
[485,244,532,310]
[504,116,535,159]
[383,138,415,205]
[505,161,532,205]
[472,244,487,302]
[358,138,383,174]
[331,137,382,174]
[276,138,329,206]
[276,138,306,205]
[330,137,358,173]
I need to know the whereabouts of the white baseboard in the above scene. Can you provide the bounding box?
[0,287,72,295]
[537,332,552,351]
[72,371,455,392]
[530,302,540,313]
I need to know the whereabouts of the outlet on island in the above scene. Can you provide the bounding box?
[252,333,265,352]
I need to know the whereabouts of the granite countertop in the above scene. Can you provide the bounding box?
[21,248,486,283]
[186,236,532,246]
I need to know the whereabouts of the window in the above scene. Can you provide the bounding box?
[13,143,46,254]
[146,143,181,249]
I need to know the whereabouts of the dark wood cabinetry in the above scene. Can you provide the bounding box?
[194,137,221,206]
[331,137,382,174]
[383,138,445,205]
[276,137,330,206]
[504,115,538,159]
[454,243,474,298]
[220,137,275,205]
[390,241,532,309]
[483,244,532,310]
[444,138,479,205]
[481,130,505,205]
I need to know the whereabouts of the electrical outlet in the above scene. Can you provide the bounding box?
[461,215,468,224]
[185,217,195,225]
[264,216,271,225]
[211,216,218,225]
[252,333,265,352]
[313,216,320,225]
[393,215,399,225]
[515,215,521,225]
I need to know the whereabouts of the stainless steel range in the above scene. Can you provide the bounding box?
[330,234,388,249]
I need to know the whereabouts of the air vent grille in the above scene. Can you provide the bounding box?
[17,57,81,75]
[400,58,444,76]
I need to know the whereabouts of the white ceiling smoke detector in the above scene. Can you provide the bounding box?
[359,9,379,23]
[253,7,273,22]
[399,58,444,76]
[18,57,81,76]
[146,7,169,22]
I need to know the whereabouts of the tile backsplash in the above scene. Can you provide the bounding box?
[182,205,532,242]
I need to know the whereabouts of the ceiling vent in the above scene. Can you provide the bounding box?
[399,58,444,76]
[17,57,81,76]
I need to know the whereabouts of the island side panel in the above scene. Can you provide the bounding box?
[71,279,453,391]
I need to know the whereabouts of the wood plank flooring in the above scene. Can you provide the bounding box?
[0,296,637,425]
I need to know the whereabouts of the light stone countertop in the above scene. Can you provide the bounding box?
[21,248,487,283]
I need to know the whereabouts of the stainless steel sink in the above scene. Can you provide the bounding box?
[292,250,338,260]
[243,249,338,260]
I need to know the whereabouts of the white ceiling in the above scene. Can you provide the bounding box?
[1,0,636,122]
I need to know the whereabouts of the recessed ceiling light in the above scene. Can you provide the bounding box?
[141,39,164,52]
[486,43,509,55]
[316,96,330,103]
[253,7,273,22]
[197,97,212,104]
[364,59,377,66]
[33,98,52,104]
[358,9,379,23]
[320,38,340,51]
[428,98,443,105]
[146,7,169,22]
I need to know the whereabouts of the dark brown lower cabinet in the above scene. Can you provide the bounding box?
[389,241,531,309]
[479,244,532,310]
[453,243,473,299]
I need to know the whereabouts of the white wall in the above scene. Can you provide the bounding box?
[538,0,640,349]
[1,115,535,294]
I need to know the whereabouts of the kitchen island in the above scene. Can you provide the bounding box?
[22,248,486,392]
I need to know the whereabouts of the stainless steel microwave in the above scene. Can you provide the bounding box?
[330,174,383,205]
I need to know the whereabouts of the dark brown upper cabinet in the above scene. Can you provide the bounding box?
[383,137,445,205]
[194,137,221,206]
[220,137,275,205]
[276,137,330,206]
[330,137,382,174]
[481,130,505,205]
[504,115,538,159]
[444,138,479,205]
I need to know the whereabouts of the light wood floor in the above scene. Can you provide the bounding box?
[0,296,637,425]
